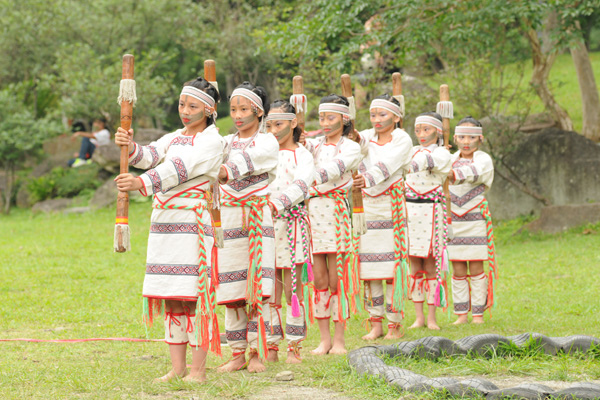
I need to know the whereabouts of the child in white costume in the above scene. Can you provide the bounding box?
[114,78,224,383]
[303,94,361,355]
[264,100,316,364]
[352,94,413,340]
[404,112,451,330]
[447,116,497,324]
[215,82,279,374]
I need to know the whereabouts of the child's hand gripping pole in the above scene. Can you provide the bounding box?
[114,54,136,252]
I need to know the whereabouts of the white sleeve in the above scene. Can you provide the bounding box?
[138,135,224,196]
[272,149,316,212]
[128,132,176,170]
[314,140,361,185]
[407,146,452,175]
[452,151,494,187]
[362,131,412,188]
[222,134,279,182]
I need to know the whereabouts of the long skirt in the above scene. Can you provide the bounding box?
[359,194,395,280]
[447,209,488,261]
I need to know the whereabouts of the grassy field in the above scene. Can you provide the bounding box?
[0,203,599,399]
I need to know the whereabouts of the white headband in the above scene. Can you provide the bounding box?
[455,125,483,135]
[415,115,443,132]
[266,112,296,122]
[318,103,350,117]
[180,86,216,108]
[230,88,264,111]
[370,99,402,118]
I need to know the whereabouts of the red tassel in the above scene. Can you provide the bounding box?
[211,245,219,288]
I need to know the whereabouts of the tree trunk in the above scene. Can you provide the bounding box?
[3,162,14,214]
[526,28,574,132]
[570,38,600,142]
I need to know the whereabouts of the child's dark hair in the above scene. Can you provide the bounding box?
[457,115,482,127]
[319,94,352,136]
[183,77,220,126]
[374,94,402,128]
[270,100,301,143]
[231,81,270,121]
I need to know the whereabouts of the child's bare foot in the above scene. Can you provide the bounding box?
[183,371,207,383]
[472,315,484,324]
[267,348,279,363]
[286,350,302,364]
[311,340,332,355]
[217,352,246,372]
[153,368,187,383]
[247,351,266,373]
[384,323,404,340]
[427,315,440,330]
[362,326,384,341]
[409,318,425,329]
[329,345,347,355]
[453,315,468,325]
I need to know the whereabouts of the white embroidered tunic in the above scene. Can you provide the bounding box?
[129,125,226,300]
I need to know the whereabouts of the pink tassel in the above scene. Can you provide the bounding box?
[434,284,442,307]
[306,262,314,282]
[441,247,449,272]
[291,293,301,317]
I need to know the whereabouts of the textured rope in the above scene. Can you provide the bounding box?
[146,191,221,355]
[276,204,311,317]
[479,200,498,314]
[389,181,409,315]
[221,194,269,359]
[316,189,352,323]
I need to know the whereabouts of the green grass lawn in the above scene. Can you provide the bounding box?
[0,203,599,399]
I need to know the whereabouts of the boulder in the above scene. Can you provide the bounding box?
[15,185,33,208]
[32,198,73,213]
[486,128,600,220]
[525,203,600,233]
[90,178,140,209]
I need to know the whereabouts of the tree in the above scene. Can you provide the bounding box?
[0,87,62,213]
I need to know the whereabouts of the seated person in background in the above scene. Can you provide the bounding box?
[69,118,111,167]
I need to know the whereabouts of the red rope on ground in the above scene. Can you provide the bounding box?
[0,338,164,343]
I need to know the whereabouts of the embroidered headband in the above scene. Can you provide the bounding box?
[265,112,296,122]
[370,99,402,118]
[455,125,483,136]
[180,86,216,108]
[230,87,264,111]
[318,103,350,117]
[415,115,443,132]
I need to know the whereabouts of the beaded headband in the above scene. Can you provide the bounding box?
[370,99,402,118]
[415,115,443,132]
[455,125,483,136]
[230,88,264,111]
[265,112,296,122]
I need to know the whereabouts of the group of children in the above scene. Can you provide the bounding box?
[113,76,496,383]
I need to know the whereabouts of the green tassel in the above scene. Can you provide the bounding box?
[142,298,150,339]
[301,263,309,284]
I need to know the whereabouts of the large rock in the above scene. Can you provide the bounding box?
[486,128,600,220]
[90,178,140,209]
[32,198,73,213]
[525,203,600,233]
[15,185,33,208]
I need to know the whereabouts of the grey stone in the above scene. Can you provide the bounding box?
[525,203,600,234]
[91,178,139,209]
[32,198,73,213]
[63,207,91,215]
[16,185,33,208]
[275,371,294,382]
[485,128,600,220]
[92,143,121,173]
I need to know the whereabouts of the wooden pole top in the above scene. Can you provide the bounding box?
[440,84,450,102]
[392,72,402,96]
[341,74,352,98]
[122,54,134,80]
[204,60,216,82]
[292,75,304,94]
